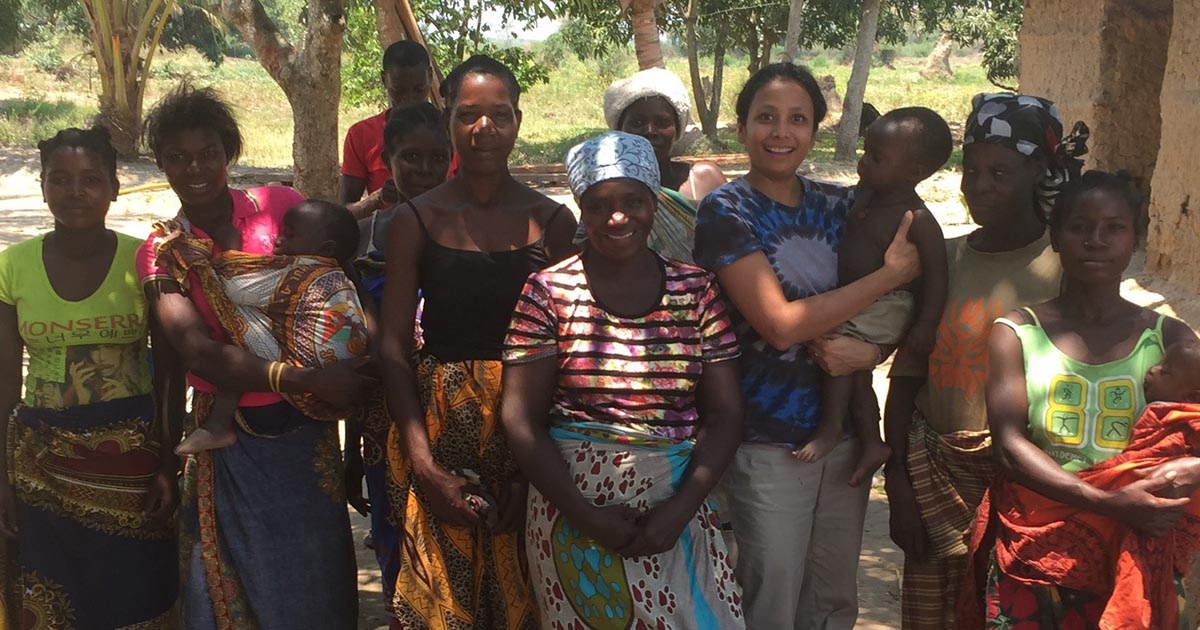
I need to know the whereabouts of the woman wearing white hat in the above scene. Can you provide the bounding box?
[598,67,727,263]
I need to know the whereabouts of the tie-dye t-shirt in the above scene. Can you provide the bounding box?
[693,176,852,445]
[503,254,739,440]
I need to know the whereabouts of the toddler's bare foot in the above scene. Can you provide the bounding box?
[848,442,892,487]
[792,424,842,463]
[175,425,238,455]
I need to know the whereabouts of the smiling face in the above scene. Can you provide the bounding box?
[448,72,520,174]
[41,146,116,230]
[1050,187,1138,286]
[737,79,816,181]
[579,178,656,260]
[618,96,678,165]
[383,64,432,109]
[156,127,230,208]
[388,125,452,198]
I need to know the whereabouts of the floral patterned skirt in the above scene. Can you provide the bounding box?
[1,394,179,629]
[386,356,536,630]
[526,421,743,630]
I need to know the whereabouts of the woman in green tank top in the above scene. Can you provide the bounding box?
[979,171,1200,627]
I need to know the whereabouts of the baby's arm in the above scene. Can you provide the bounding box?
[904,208,948,356]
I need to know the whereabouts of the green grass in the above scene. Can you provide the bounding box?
[0,98,96,146]
[0,37,993,169]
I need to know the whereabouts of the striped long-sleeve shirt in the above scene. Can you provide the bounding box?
[503,254,739,440]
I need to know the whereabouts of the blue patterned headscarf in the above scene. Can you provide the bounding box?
[964,92,1090,216]
[565,131,660,199]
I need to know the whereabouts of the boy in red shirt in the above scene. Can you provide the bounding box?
[340,40,432,219]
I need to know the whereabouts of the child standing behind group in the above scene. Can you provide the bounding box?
[796,107,951,486]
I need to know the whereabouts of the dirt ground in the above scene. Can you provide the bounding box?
[5,147,1200,629]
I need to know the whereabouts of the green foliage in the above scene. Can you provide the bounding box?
[340,0,553,107]
[24,38,65,75]
[160,1,248,66]
[341,0,384,109]
[0,0,20,52]
[0,97,94,146]
[946,1,1021,86]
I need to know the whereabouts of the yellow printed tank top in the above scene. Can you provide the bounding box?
[995,307,1164,472]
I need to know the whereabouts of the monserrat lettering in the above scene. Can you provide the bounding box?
[21,313,144,340]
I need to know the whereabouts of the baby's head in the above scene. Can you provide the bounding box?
[857,106,952,194]
[1145,341,1200,404]
[274,200,360,265]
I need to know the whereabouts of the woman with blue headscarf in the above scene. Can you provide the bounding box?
[500,131,745,629]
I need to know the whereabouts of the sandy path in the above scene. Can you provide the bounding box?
[5,148,1199,629]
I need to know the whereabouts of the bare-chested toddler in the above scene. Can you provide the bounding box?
[795,107,951,486]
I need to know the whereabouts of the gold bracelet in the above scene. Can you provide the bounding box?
[268,361,283,393]
[276,362,288,393]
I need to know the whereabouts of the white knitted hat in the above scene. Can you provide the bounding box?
[603,68,693,139]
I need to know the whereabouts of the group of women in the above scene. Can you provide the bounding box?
[0,47,1195,630]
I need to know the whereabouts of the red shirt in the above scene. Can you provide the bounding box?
[341,109,391,194]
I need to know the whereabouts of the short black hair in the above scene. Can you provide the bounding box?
[383,102,447,160]
[1049,170,1145,237]
[382,40,430,72]
[878,106,953,179]
[441,54,521,109]
[38,125,119,188]
[289,200,361,265]
[144,83,242,164]
[735,62,827,132]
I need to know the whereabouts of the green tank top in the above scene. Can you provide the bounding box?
[995,307,1165,472]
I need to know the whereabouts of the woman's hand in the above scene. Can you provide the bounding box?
[882,211,921,287]
[884,470,928,561]
[578,504,641,553]
[808,335,881,377]
[494,477,529,533]
[1103,475,1191,537]
[413,463,480,527]
[0,482,17,538]
[620,498,695,558]
[1136,458,1200,499]
[299,357,376,408]
[142,465,180,522]
[344,452,370,517]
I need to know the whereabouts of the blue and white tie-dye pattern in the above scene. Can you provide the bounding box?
[693,176,852,445]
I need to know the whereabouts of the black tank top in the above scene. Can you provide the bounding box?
[414,202,564,361]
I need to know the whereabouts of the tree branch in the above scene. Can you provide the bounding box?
[221,0,296,86]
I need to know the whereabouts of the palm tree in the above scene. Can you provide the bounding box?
[79,0,178,157]
[625,0,664,69]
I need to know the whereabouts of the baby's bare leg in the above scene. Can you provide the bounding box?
[794,372,851,463]
[175,390,240,455]
[848,370,891,487]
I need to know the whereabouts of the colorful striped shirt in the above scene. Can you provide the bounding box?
[503,254,740,440]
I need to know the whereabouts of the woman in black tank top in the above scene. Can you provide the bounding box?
[375,55,577,630]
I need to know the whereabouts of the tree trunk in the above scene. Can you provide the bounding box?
[684,0,726,145]
[746,20,760,74]
[834,0,881,161]
[919,31,954,80]
[780,0,806,63]
[222,0,345,200]
[627,0,664,70]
